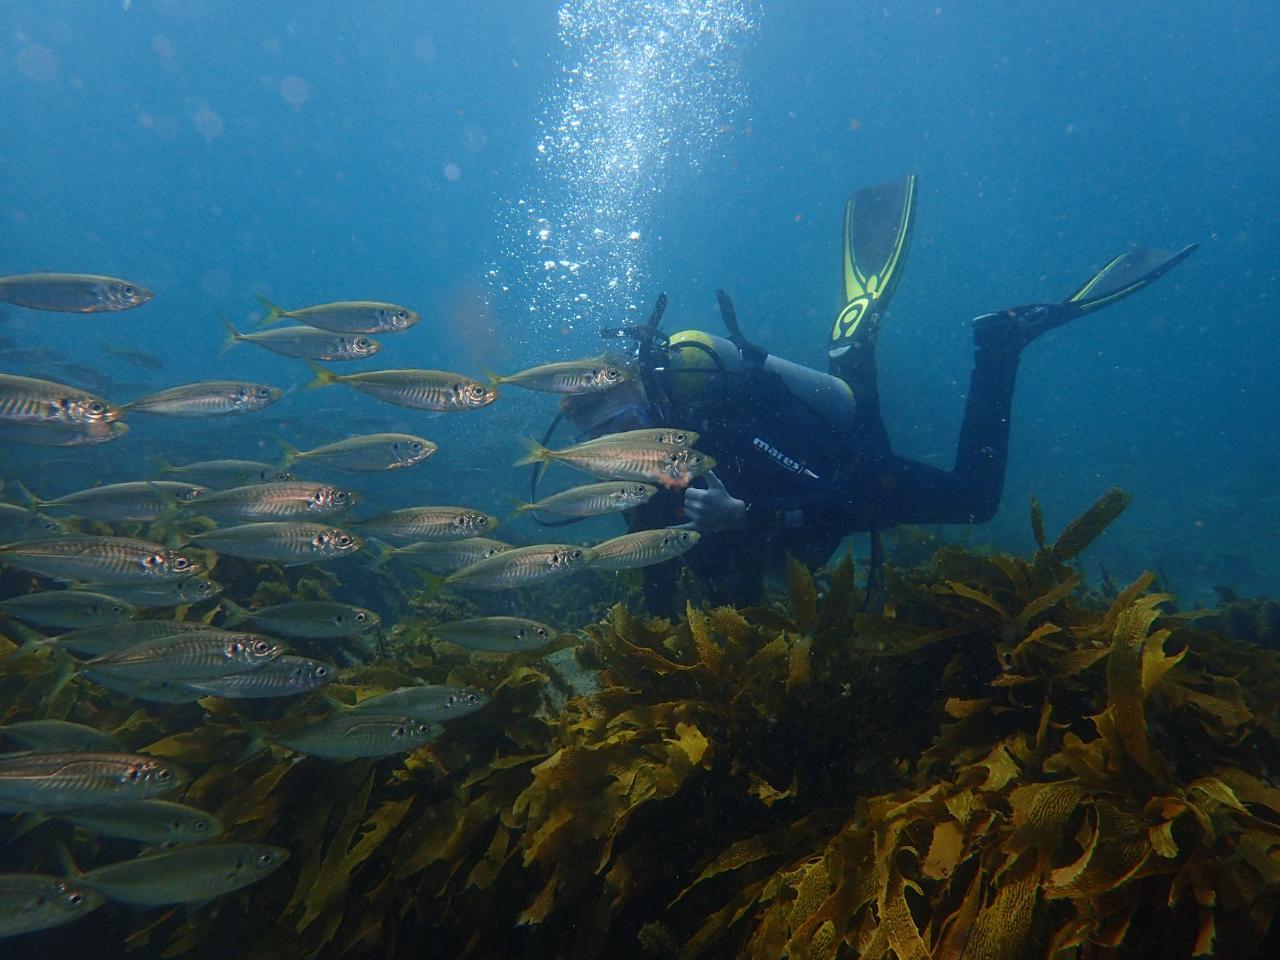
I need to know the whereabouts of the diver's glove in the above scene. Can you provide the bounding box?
[678,471,748,534]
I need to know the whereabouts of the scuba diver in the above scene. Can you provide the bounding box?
[550,175,1197,614]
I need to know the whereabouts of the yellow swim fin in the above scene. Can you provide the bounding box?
[828,173,917,362]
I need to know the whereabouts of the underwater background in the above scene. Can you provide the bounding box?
[2,1,1279,958]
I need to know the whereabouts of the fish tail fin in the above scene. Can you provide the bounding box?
[235,718,273,765]
[151,456,176,477]
[11,480,42,510]
[254,294,286,326]
[320,691,352,711]
[219,597,251,626]
[217,313,244,355]
[507,495,535,517]
[364,537,397,571]
[43,655,78,707]
[276,438,301,471]
[303,361,338,391]
[483,368,505,388]
[514,437,555,485]
[8,813,49,841]
[54,839,85,879]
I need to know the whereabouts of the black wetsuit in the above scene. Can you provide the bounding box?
[621,331,1022,613]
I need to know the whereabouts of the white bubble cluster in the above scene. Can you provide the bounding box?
[492,0,756,342]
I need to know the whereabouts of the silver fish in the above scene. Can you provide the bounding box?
[589,528,701,571]
[89,577,223,607]
[184,656,332,699]
[432,617,555,653]
[341,685,489,722]
[196,481,358,521]
[0,419,128,446]
[85,632,282,683]
[280,433,437,472]
[77,843,288,905]
[34,480,207,522]
[378,538,512,574]
[257,296,418,333]
[0,537,202,584]
[0,372,119,430]
[0,590,135,629]
[189,522,362,563]
[0,503,64,541]
[57,800,223,845]
[124,380,281,417]
[223,600,378,639]
[0,273,152,313]
[81,670,204,704]
[160,459,293,487]
[571,427,699,449]
[306,365,497,412]
[517,438,716,485]
[52,620,223,657]
[0,874,104,938]
[513,481,656,519]
[0,752,182,813]
[0,720,124,754]
[357,506,497,544]
[274,713,440,759]
[222,319,380,361]
[444,543,594,590]
[105,346,164,369]
[495,355,631,394]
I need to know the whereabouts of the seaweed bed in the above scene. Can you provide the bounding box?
[3,488,1280,959]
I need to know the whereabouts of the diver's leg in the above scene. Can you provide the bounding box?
[830,341,892,457]
[865,336,1020,525]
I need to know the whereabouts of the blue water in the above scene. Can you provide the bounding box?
[2,0,1277,600]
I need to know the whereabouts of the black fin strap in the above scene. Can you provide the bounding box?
[716,289,767,368]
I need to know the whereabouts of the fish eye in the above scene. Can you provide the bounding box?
[395,310,408,320]
[409,441,423,451]
[173,556,191,570]
[571,549,583,559]
[336,534,354,547]
[476,516,488,526]
[155,767,172,782]
[315,665,329,678]
[112,605,125,615]
[254,386,271,399]
[40,518,58,530]
[256,852,274,866]
[674,432,686,442]
[67,891,85,906]
[354,611,367,622]
[193,819,208,832]
[392,725,408,738]
[469,384,487,398]
[123,285,135,296]
[356,337,371,348]
[251,639,272,655]
[606,368,620,380]
[536,627,548,639]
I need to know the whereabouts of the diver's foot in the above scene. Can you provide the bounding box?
[973,302,1075,354]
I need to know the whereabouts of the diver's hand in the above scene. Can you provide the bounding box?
[679,471,747,533]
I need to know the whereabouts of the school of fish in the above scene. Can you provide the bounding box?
[0,274,706,939]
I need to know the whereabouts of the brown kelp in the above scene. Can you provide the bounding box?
[1,488,1278,958]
